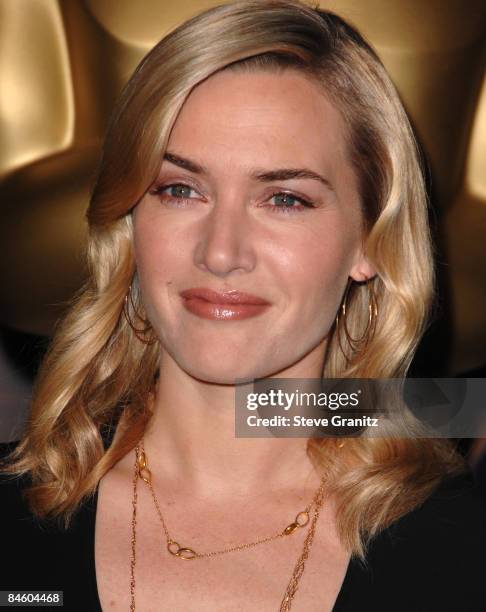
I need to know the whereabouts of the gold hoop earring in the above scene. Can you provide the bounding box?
[335,278,378,362]
[123,285,158,345]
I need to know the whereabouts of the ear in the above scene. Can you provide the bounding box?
[349,250,377,282]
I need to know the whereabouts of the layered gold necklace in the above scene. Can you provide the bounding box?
[129,439,332,611]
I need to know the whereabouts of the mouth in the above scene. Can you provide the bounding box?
[179,287,271,321]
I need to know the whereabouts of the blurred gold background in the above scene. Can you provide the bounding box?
[0,0,485,374]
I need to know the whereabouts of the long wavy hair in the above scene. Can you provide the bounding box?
[1,0,466,561]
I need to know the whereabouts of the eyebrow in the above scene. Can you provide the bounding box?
[163,152,334,191]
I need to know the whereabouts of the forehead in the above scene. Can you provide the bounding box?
[165,68,350,174]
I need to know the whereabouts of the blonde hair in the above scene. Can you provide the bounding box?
[1,0,466,561]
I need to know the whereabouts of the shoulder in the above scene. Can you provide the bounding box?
[0,439,59,539]
[0,439,96,594]
[362,469,486,610]
[0,440,57,588]
[0,438,89,545]
[0,440,31,517]
[380,469,486,549]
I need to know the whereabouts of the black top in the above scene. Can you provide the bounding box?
[1,439,486,612]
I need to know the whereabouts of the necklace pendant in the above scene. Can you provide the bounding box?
[167,540,197,560]
[137,450,147,470]
[168,540,181,555]
[138,466,152,483]
[136,450,152,483]
[177,547,197,560]
[283,509,310,535]
[295,510,310,527]
[283,522,299,535]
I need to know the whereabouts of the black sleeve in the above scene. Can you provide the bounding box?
[0,441,67,593]
[0,441,102,611]
[337,469,486,612]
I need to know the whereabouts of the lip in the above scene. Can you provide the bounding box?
[179,287,271,321]
[180,287,270,305]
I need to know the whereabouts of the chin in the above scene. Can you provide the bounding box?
[184,364,257,385]
[179,356,274,386]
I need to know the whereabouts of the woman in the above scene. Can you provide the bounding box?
[1,1,485,610]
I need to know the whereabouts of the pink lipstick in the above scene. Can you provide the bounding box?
[179,287,271,321]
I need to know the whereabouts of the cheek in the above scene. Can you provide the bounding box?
[131,215,185,327]
[273,219,356,303]
[269,218,357,348]
[133,209,184,282]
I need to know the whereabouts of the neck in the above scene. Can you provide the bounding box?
[142,352,326,502]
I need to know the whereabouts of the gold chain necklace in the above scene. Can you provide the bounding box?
[129,439,330,611]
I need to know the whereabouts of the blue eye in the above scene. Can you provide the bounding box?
[268,192,315,213]
[149,183,315,213]
[150,183,197,203]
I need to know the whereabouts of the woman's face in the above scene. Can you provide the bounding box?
[133,69,374,383]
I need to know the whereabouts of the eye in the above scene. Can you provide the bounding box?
[149,182,200,204]
[149,183,316,213]
[266,192,315,213]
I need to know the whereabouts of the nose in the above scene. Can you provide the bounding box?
[194,197,256,278]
